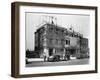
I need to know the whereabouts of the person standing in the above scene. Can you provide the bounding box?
[43,52,46,62]
[67,51,70,60]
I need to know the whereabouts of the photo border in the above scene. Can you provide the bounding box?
[11,2,98,78]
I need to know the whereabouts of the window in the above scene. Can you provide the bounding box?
[49,39,53,44]
[56,39,58,44]
[61,39,64,44]
[55,29,58,35]
[58,40,61,44]
[66,40,70,45]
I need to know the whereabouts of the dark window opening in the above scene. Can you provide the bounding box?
[66,40,70,45]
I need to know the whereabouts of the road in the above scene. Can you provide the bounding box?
[26,58,89,67]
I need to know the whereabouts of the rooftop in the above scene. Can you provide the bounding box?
[35,22,83,38]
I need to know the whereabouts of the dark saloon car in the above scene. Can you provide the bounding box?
[48,55,60,62]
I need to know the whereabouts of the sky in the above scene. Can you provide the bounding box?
[25,12,90,50]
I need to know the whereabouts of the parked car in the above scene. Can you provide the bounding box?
[26,50,40,58]
[76,53,89,59]
[48,55,60,62]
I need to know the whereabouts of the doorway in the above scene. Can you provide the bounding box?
[49,48,53,56]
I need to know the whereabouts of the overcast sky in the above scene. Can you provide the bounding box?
[25,12,90,50]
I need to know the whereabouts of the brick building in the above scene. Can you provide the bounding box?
[34,22,89,59]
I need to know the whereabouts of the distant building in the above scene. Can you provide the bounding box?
[79,38,89,58]
[34,22,89,59]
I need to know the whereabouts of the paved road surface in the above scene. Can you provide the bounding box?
[26,58,89,67]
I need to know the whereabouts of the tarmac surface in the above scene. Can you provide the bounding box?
[26,58,89,67]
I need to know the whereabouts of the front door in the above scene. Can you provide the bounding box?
[70,49,76,57]
[49,48,53,56]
